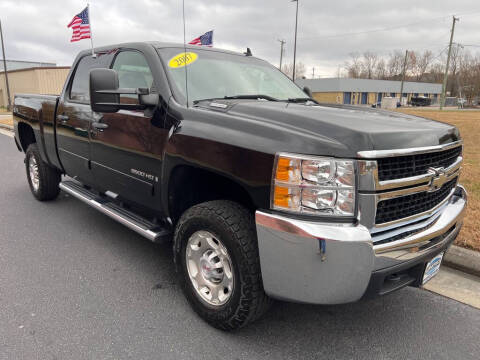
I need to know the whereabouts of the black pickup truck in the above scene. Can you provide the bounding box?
[13,42,467,330]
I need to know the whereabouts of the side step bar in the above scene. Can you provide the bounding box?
[59,181,171,243]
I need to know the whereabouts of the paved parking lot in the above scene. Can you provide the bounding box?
[1,134,479,360]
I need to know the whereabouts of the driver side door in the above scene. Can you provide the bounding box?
[89,50,169,208]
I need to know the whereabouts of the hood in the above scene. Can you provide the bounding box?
[193,100,460,158]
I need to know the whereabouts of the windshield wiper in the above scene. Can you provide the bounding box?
[223,94,279,101]
[286,97,314,103]
[193,94,279,104]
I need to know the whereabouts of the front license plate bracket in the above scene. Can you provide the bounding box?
[422,252,444,285]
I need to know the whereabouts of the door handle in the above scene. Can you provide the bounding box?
[57,114,69,123]
[91,122,109,130]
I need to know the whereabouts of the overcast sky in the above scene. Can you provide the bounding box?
[1,0,479,77]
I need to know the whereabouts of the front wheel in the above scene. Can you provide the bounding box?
[173,200,270,330]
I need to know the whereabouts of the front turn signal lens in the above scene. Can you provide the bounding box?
[275,157,301,184]
[273,185,301,211]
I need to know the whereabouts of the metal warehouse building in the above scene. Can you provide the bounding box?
[0,60,70,108]
[0,59,56,72]
[296,78,442,105]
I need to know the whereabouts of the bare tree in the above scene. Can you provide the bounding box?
[457,49,480,102]
[375,58,387,79]
[344,52,362,78]
[361,51,378,79]
[447,44,463,96]
[415,50,433,81]
[425,62,446,83]
[281,62,306,80]
[386,50,404,79]
[336,65,345,78]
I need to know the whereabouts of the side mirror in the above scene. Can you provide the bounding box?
[303,86,313,98]
[90,69,120,113]
[89,69,159,113]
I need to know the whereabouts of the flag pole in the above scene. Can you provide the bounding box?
[0,20,12,111]
[182,0,189,108]
[87,3,95,57]
[292,0,299,82]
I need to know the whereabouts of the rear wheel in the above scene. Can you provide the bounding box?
[173,200,270,330]
[25,143,61,201]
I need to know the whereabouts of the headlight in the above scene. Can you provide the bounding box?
[272,153,356,216]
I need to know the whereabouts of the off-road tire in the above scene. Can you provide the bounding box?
[173,200,271,330]
[25,143,61,201]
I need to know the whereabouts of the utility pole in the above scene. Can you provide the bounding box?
[399,50,408,106]
[312,67,315,79]
[292,0,299,82]
[0,20,12,111]
[278,39,286,70]
[440,16,459,110]
[455,43,464,105]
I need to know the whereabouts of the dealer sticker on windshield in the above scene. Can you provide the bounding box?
[422,252,444,285]
[168,52,198,68]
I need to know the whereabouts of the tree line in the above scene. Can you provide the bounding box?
[343,47,480,101]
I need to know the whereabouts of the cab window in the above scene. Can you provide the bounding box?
[69,54,111,102]
[112,51,153,103]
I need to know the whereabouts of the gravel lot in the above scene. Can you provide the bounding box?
[1,134,479,360]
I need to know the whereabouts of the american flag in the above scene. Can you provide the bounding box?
[67,7,91,42]
[188,30,213,46]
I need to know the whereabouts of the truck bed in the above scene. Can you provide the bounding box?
[14,93,62,170]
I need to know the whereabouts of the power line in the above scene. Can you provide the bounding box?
[339,43,448,59]
[298,10,480,41]
[430,45,450,62]
[454,10,480,17]
[298,15,449,41]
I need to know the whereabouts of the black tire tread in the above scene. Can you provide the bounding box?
[25,143,61,201]
[174,200,271,330]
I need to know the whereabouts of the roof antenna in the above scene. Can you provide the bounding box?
[182,0,189,108]
[244,48,252,56]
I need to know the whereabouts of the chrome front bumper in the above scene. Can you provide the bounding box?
[255,185,467,304]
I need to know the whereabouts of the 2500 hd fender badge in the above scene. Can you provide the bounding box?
[130,168,158,182]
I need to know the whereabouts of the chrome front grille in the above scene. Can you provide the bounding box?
[377,146,462,181]
[375,177,457,224]
[372,222,433,246]
[357,141,463,244]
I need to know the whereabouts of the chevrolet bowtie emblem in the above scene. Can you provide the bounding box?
[427,167,448,192]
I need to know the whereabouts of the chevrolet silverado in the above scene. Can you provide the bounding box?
[12,42,467,330]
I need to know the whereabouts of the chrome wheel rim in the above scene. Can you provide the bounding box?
[28,156,40,192]
[186,230,234,306]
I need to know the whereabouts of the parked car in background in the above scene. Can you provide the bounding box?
[410,96,432,106]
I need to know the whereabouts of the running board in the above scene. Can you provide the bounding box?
[59,181,171,243]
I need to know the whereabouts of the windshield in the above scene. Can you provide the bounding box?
[157,47,307,104]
